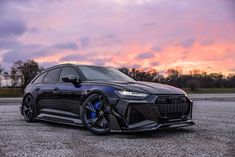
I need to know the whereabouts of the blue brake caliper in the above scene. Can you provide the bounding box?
[90,101,101,119]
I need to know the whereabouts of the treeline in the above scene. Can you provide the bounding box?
[1,60,235,92]
[119,67,235,90]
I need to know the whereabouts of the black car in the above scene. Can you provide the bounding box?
[20,64,194,135]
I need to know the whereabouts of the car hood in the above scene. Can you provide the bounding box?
[86,81,186,95]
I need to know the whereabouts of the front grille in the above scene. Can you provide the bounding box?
[156,95,190,119]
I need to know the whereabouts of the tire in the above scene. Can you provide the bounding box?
[22,95,36,122]
[81,93,111,135]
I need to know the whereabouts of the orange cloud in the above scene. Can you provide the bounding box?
[1,0,234,74]
[33,40,235,75]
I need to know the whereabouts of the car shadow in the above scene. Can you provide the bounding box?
[37,120,196,138]
[116,127,196,139]
[37,120,87,131]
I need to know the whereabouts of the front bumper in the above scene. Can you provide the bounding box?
[111,119,195,133]
[108,94,195,132]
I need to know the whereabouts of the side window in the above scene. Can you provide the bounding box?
[59,67,80,82]
[43,68,61,84]
[32,72,47,84]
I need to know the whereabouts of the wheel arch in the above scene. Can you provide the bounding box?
[22,93,35,103]
[81,89,109,106]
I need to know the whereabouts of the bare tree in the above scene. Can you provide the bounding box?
[10,60,42,92]
[10,67,20,88]
[0,64,4,74]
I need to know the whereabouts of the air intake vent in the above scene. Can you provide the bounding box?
[126,105,145,124]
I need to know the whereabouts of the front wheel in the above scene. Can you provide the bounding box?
[82,94,111,135]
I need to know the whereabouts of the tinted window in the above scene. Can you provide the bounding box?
[59,67,79,82]
[79,66,135,82]
[43,68,61,83]
[33,72,47,84]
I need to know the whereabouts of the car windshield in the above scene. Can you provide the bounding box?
[78,66,136,82]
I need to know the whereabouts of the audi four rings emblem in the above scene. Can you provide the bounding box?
[168,96,180,103]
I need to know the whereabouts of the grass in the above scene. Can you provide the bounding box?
[0,87,235,98]
[0,88,23,97]
[183,88,235,94]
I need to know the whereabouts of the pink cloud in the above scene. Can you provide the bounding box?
[0,0,234,74]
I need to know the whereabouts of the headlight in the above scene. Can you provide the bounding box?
[115,91,148,99]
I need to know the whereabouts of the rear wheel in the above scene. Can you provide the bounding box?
[22,95,36,122]
[82,94,111,135]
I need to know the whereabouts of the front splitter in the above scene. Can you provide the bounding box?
[110,119,195,133]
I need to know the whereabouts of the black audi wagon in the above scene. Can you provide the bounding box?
[20,64,194,134]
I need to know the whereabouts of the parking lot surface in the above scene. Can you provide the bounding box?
[0,98,234,157]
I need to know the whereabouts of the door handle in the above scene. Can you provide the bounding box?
[53,87,60,93]
[35,88,40,91]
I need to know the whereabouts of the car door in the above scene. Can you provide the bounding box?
[36,67,61,114]
[53,66,83,118]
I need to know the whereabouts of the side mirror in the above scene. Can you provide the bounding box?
[62,75,80,84]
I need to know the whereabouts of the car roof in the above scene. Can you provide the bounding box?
[41,64,113,73]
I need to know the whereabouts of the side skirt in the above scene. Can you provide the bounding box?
[36,113,84,127]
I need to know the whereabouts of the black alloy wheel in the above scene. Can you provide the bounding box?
[22,95,35,122]
[82,94,111,135]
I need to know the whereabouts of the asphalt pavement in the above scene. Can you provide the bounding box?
[0,95,234,157]
[0,98,22,105]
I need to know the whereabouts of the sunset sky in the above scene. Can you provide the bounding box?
[0,0,234,74]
